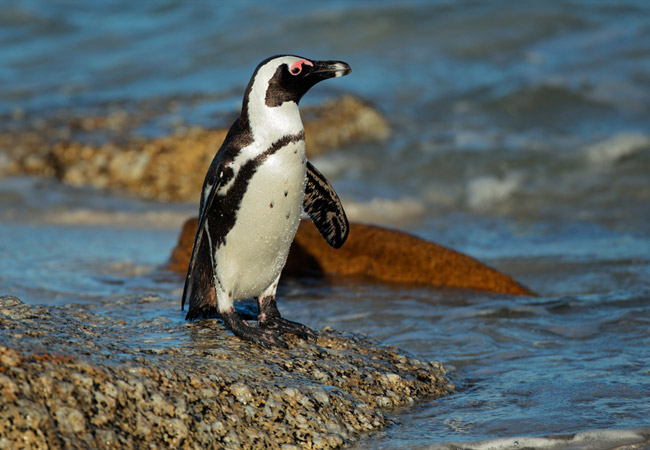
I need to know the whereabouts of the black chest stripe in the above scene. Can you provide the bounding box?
[181,131,305,311]
[206,131,306,249]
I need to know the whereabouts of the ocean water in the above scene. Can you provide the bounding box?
[1,1,650,448]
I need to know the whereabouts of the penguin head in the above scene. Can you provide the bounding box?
[249,55,351,108]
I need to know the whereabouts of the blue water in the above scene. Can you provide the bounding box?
[1,1,650,448]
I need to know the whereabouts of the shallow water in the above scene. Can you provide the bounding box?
[2,1,650,448]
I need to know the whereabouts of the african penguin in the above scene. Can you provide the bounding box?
[181,55,350,348]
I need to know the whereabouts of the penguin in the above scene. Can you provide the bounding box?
[181,55,350,348]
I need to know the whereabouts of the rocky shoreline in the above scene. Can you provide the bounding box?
[0,94,530,449]
[0,295,452,449]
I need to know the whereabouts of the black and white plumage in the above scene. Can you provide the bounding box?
[181,55,350,348]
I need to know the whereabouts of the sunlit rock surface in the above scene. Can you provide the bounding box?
[0,295,450,450]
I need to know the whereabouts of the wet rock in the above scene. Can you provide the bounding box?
[0,95,389,202]
[166,217,535,296]
[0,295,450,449]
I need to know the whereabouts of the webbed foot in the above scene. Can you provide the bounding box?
[259,316,317,341]
[220,307,288,349]
[257,294,317,341]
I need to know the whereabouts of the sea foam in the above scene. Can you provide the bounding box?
[424,426,650,450]
[585,132,650,165]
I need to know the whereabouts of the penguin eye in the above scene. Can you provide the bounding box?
[288,59,313,76]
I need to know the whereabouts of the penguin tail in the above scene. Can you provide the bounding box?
[184,284,219,320]
[182,227,220,321]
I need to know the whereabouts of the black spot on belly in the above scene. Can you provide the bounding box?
[285,212,290,219]
[284,190,288,197]
[270,201,274,208]
[202,131,305,249]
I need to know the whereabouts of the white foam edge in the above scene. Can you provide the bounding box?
[422,426,650,450]
[584,132,650,165]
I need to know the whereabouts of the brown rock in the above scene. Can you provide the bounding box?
[303,95,390,157]
[166,217,534,296]
[1,95,389,202]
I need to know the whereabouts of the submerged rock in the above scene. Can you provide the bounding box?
[0,95,389,202]
[0,295,450,450]
[167,217,535,296]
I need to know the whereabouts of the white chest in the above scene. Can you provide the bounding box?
[215,139,306,299]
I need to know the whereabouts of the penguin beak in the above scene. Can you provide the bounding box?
[310,60,351,80]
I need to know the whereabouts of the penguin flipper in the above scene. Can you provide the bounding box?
[181,184,222,321]
[303,161,349,249]
[181,142,236,319]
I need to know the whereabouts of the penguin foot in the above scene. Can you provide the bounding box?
[257,294,317,341]
[220,308,288,349]
[259,317,317,341]
[242,326,289,349]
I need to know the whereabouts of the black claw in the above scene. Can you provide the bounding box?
[256,295,317,342]
[260,317,317,341]
[253,328,289,349]
[220,307,288,349]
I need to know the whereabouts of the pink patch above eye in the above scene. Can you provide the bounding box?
[289,59,313,75]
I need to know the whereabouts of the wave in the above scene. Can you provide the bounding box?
[343,196,427,227]
[422,427,650,450]
[584,132,650,165]
[465,172,524,212]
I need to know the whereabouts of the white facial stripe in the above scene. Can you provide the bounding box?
[247,56,306,142]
